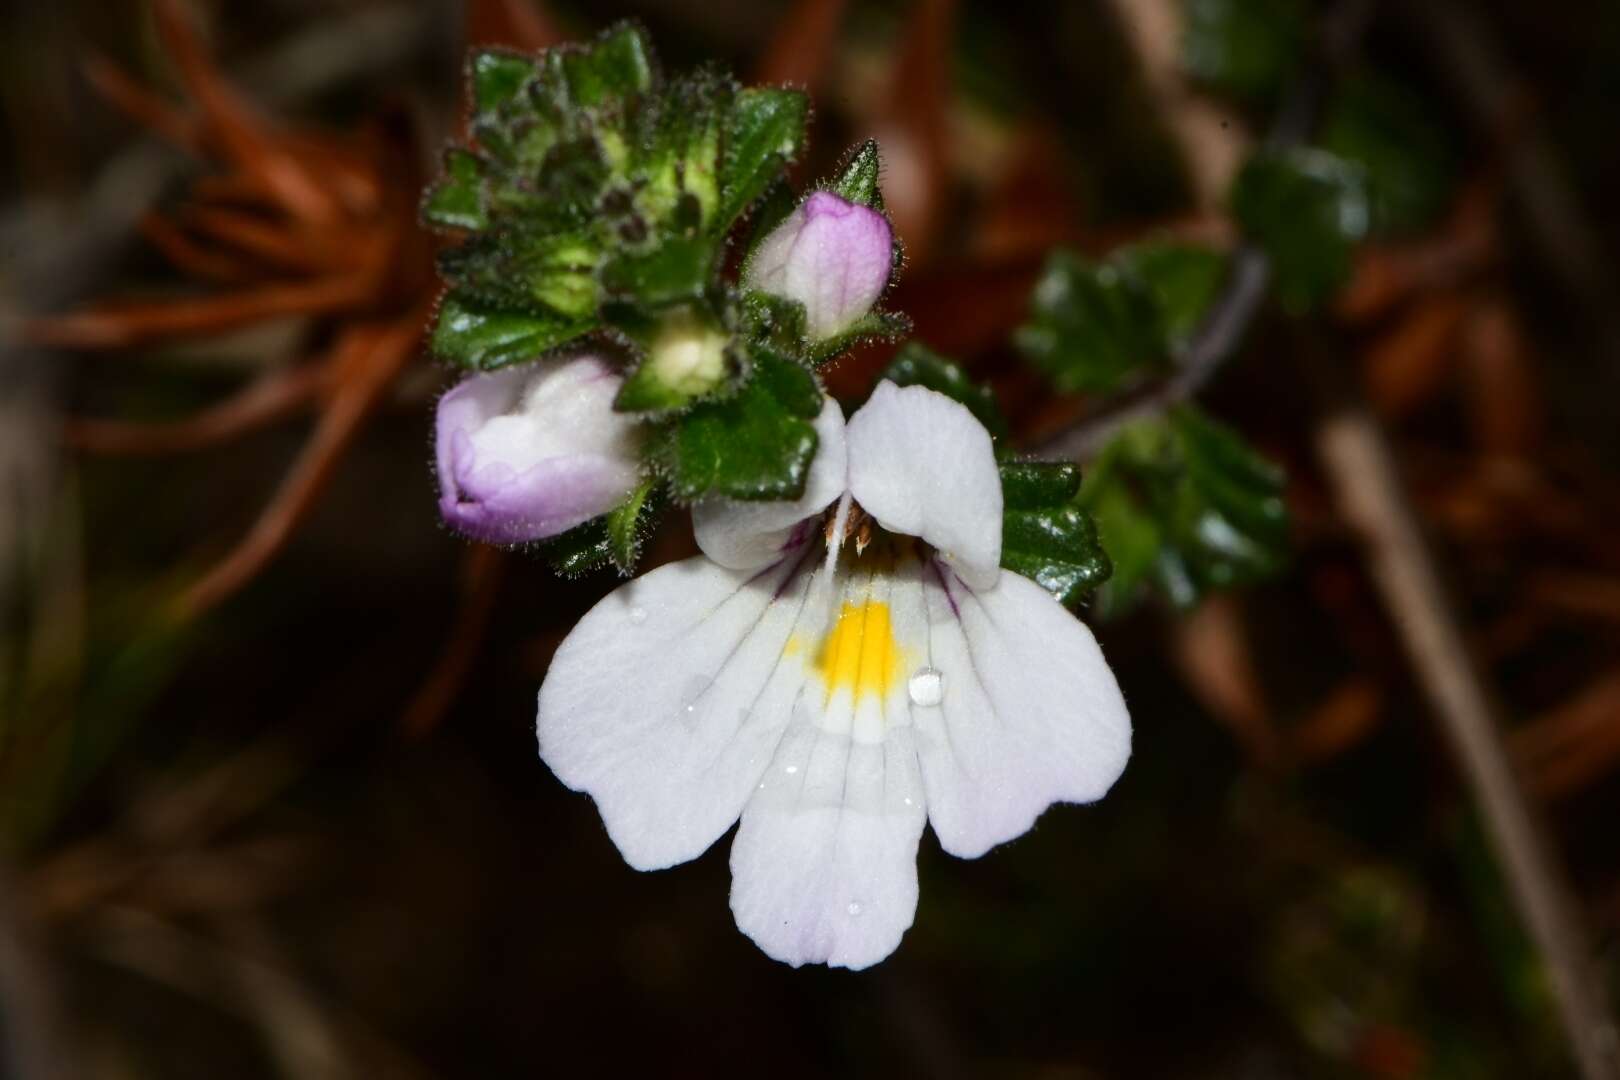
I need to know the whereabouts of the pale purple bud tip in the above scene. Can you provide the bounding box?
[745,191,893,340]
[435,355,643,544]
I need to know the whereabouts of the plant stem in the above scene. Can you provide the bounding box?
[1316,396,1619,1079]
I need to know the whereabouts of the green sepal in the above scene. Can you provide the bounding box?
[1231,146,1369,312]
[879,343,1009,442]
[429,293,594,370]
[999,461,1112,608]
[539,476,664,577]
[739,290,808,354]
[716,87,810,231]
[538,518,615,577]
[804,311,912,366]
[827,139,884,209]
[1015,251,1167,393]
[606,476,662,570]
[422,149,488,231]
[656,347,822,501]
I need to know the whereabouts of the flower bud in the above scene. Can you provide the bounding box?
[745,191,893,340]
[436,356,643,543]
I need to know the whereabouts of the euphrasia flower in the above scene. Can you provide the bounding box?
[536,381,1131,969]
[745,191,894,340]
[436,355,643,543]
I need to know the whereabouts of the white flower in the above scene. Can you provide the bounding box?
[536,382,1131,969]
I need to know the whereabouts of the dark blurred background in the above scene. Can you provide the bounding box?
[4,0,1620,1076]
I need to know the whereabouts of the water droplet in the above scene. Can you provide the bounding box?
[908,667,944,707]
[628,606,647,625]
[678,676,712,723]
[846,901,863,917]
[784,764,799,775]
[903,797,913,807]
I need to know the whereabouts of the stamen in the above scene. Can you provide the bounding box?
[823,491,853,579]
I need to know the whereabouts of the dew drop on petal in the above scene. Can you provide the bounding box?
[846,901,863,917]
[907,666,944,707]
[784,764,799,775]
[678,675,712,722]
[627,605,647,625]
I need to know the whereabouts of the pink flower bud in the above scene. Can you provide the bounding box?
[435,356,642,543]
[745,191,893,340]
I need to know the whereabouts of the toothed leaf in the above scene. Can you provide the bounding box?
[999,461,1112,607]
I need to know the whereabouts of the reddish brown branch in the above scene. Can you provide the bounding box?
[63,365,327,456]
[401,546,509,737]
[172,310,424,618]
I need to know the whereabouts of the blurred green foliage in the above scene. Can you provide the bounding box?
[1080,407,1290,615]
[1016,244,1227,392]
[1321,73,1458,235]
[1231,146,1371,311]
[1180,0,1306,105]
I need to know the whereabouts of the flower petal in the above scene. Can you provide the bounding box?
[903,558,1130,858]
[729,565,927,970]
[537,549,832,870]
[436,357,643,542]
[691,395,848,570]
[846,382,1003,589]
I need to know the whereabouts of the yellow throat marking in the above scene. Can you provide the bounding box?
[812,600,905,701]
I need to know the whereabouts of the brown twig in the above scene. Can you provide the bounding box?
[1315,399,1620,1078]
[401,545,508,738]
[1034,1,1620,1072]
[62,363,327,456]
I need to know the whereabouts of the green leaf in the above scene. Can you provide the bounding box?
[559,22,654,107]
[999,461,1112,607]
[422,149,488,231]
[658,347,822,501]
[1079,405,1289,614]
[437,227,601,317]
[879,343,1009,441]
[1321,73,1456,235]
[1084,481,1165,616]
[1231,147,1370,312]
[470,49,535,115]
[1180,0,1306,104]
[717,87,809,230]
[827,139,884,209]
[429,293,593,370]
[599,234,716,308]
[1116,243,1228,348]
[1015,251,1167,392]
